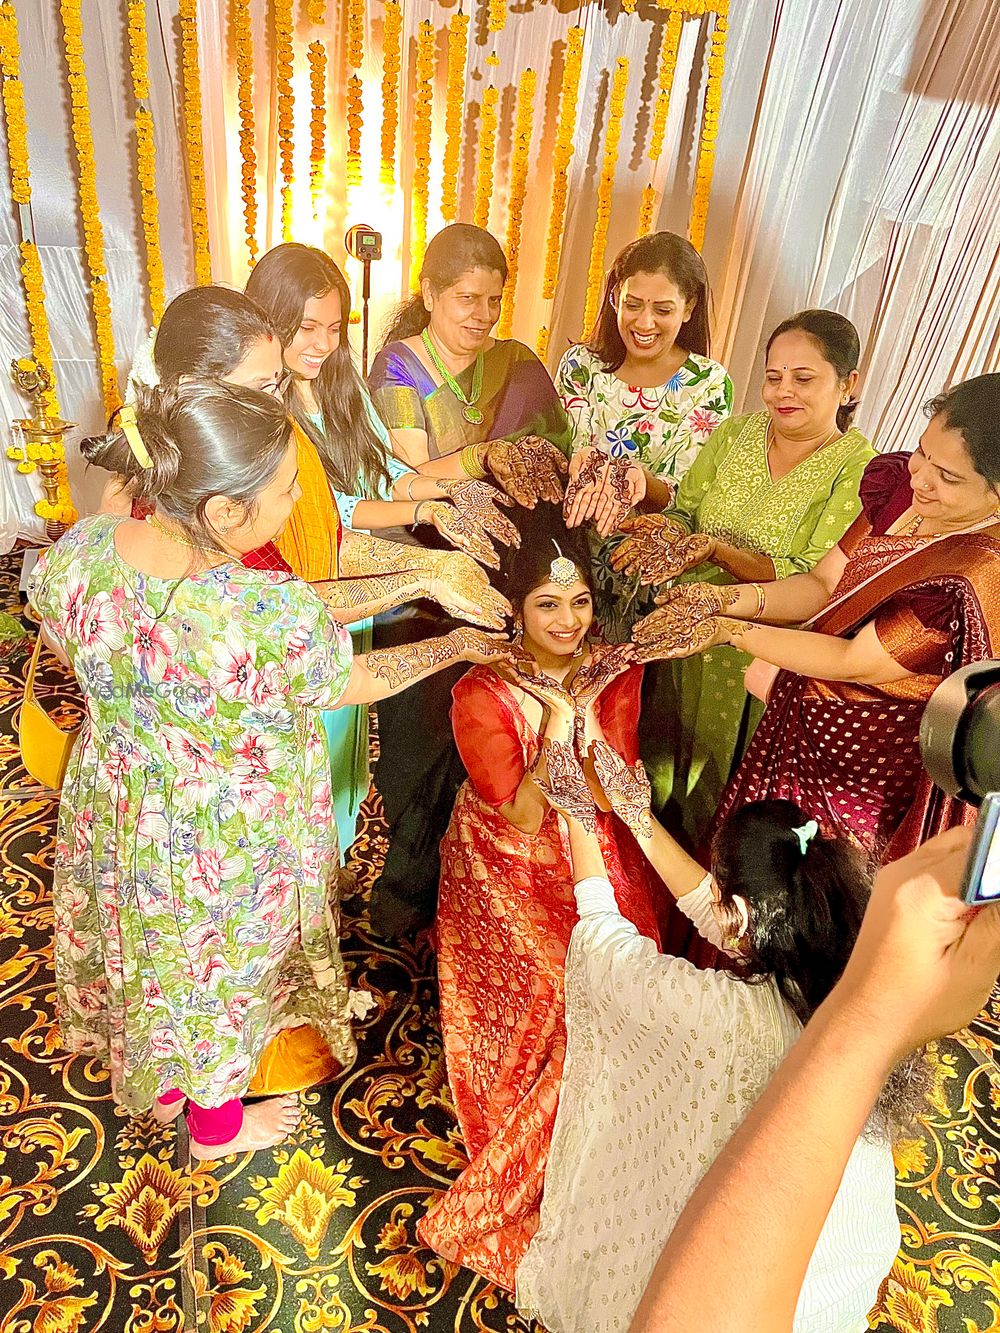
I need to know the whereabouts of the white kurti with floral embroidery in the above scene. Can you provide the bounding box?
[29,515,372,1113]
[555,345,733,638]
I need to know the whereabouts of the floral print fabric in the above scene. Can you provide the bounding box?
[28,515,367,1113]
[555,344,733,639]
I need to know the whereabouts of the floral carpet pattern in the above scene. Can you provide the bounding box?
[0,551,997,1333]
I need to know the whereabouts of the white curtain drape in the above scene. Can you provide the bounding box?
[698,0,1000,451]
[1,0,998,547]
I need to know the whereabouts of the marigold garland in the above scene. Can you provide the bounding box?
[487,0,505,34]
[0,4,62,424]
[273,0,295,241]
[347,0,364,68]
[380,0,402,188]
[178,0,212,283]
[473,84,498,230]
[410,19,435,286]
[232,0,258,265]
[346,73,363,188]
[308,41,327,209]
[638,183,658,237]
[125,2,165,323]
[60,0,119,414]
[583,56,629,336]
[689,7,727,250]
[440,10,470,222]
[307,0,325,20]
[535,325,549,362]
[498,67,535,340]
[541,24,584,300]
[649,10,682,164]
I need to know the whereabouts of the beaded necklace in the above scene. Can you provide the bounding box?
[421,328,485,424]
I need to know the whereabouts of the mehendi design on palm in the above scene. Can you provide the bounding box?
[590,740,653,839]
[484,435,567,507]
[610,514,692,584]
[631,608,734,661]
[652,582,741,622]
[533,738,597,831]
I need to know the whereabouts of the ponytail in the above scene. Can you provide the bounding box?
[711,800,869,1024]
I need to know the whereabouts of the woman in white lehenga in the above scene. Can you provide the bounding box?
[515,741,907,1333]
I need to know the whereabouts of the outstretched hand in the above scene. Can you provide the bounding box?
[609,513,694,585]
[442,479,521,549]
[429,551,512,630]
[532,737,598,832]
[652,583,741,621]
[568,643,637,712]
[483,436,568,508]
[631,606,736,662]
[563,448,645,537]
[589,739,653,839]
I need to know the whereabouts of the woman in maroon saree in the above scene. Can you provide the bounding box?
[629,375,1000,863]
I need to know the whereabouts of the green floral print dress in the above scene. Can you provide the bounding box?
[28,515,373,1113]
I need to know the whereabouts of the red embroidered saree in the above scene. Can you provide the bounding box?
[419,658,670,1289]
[717,455,1000,861]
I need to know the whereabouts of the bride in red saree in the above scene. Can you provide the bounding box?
[627,375,1000,862]
[419,511,668,1289]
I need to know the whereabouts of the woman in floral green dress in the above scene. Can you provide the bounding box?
[615,310,875,848]
[555,232,733,641]
[29,381,507,1158]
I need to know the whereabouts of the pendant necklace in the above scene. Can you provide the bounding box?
[421,328,485,425]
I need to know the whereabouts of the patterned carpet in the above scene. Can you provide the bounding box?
[1,548,998,1333]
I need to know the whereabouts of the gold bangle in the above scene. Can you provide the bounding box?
[461,442,488,479]
[404,473,418,501]
[749,582,766,620]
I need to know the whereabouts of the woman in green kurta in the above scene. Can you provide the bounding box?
[627,311,875,846]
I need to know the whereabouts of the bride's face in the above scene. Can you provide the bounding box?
[520,577,593,659]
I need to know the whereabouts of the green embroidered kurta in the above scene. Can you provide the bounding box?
[641,411,875,845]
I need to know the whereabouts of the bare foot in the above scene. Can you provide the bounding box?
[150,1096,187,1125]
[188,1095,300,1160]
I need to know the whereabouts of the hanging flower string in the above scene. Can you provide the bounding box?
[689,5,727,249]
[541,24,584,301]
[473,73,499,230]
[380,0,402,189]
[487,0,505,35]
[583,56,629,335]
[308,41,327,210]
[535,325,549,362]
[307,0,325,20]
[498,67,535,340]
[346,0,365,188]
[125,1,165,323]
[178,0,212,282]
[440,9,469,222]
[410,19,435,286]
[232,0,258,265]
[60,0,119,414]
[639,10,684,235]
[274,0,295,241]
[0,2,59,416]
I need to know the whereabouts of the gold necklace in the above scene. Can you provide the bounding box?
[766,424,841,459]
[145,513,225,558]
[896,511,925,537]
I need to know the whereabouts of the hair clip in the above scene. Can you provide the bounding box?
[117,404,153,470]
[549,542,578,588]
[791,819,818,856]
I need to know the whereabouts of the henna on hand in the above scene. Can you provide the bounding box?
[314,572,424,621]
[533,738,598,832]
[652,582,741,622]
[430,551,511,629]
[364,627,512,689]
[445,479,521,549]
[631,611,737,662]
[484,436,567,508]
[590,739,653,839]
[610,513,691,583]
[592,456,642,538]
[568,643,637,711]
[562,448,605,528]
[419,500,501,569]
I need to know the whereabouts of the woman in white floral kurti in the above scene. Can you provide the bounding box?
[29,381,507,1158]
[555,232,732,640]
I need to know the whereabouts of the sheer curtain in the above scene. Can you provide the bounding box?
[697,0,1000,451]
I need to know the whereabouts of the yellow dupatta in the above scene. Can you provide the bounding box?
[276,421,341,580]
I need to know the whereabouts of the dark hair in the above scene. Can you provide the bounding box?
[923,374,1000,489]
[381,224,509,346]
[245,242,391,499]
[497,502,593,613]
[765,310,862,433]
[586,232,713,369]
[711,800,868,1026]
[153,286,276,385]
[80,380,291,551]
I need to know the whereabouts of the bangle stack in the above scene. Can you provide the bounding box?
[461,442,488,479]
[749,582,767,620]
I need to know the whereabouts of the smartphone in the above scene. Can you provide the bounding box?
[962,792,1000,905]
